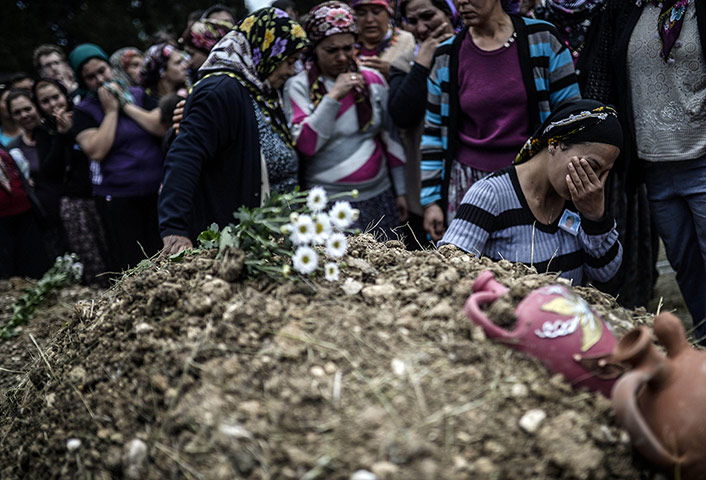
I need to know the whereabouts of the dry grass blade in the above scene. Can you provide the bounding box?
[154,442,204,480]
[29,333,97,423]
[275,330,402,425]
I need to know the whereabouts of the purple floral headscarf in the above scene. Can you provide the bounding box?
[201,7,308,89]
[199,7,309,147]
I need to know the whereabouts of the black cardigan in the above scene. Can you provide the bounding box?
[158,74,262,241]
[388,62,430,130]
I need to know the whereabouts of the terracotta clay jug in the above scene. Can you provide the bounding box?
[611,312,706,479]
[465,270,621,396]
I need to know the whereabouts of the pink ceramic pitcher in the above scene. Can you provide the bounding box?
[465,270,621,396]
[611,312,706,479]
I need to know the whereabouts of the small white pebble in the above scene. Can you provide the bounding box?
[510,383,529,398]
[218,423,253,440]
[600,425,616,442]
[519,409,547,434]
[66,438,81,452]
[350,470,378,480]
[310,366,325,377]
[135,323,152,333]
[341,278,363,295]
[391,358,406,376]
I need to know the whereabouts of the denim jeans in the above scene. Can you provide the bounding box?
[644,158,706,343]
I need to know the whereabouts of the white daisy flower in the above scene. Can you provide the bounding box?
[306,186,328,212]
[289,214,315,245]
[326,232,347,258]
[292,246,318,274]
[324,262,340,282]
[312,213,332,245]
[329,201,355,230]
[71,263,84,280]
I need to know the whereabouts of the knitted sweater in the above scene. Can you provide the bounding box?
[284,67,405,202]
[582,0,706,189]
[420,16,581,214]
[439,167,622,285]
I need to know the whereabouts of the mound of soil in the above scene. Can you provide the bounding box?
[0,279,97,394]
[0,236,657,479]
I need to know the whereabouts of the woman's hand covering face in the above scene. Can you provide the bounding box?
[565,156,609,221]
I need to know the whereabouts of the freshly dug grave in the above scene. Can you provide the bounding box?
[0,235,658,479]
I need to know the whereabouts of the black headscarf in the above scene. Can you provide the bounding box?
[515,99,622,164]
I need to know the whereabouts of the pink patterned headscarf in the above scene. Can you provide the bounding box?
[304,1,358,47]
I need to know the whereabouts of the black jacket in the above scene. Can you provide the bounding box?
[158,74,263,241]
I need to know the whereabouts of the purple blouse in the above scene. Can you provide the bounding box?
[456,32,530,172]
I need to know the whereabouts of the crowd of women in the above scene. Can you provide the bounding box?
[1,0,704,343]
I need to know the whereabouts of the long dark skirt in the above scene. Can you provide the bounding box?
[94,193,161,275]
[592,175,658,308]
[60,197,109,286]
[351,188,401,240]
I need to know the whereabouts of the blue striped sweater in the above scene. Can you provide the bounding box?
[420,16,581,212]
[439,167,622,285]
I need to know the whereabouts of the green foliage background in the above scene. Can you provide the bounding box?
[0,0,248,76]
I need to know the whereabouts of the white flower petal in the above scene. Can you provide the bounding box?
[292,246,319,274]
[324,262,340,282]
[329,201,355,229]
[306,186,328,212]
[326,233,347,259]
[290,214,315,245]
[312,213,332,245]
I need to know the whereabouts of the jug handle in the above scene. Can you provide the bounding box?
[464,291,514,341]
[611,369,679,467]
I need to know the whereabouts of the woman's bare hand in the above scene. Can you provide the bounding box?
[54,107,73,134]
[327,72,365,101]
[98,86,120,113]
[566,157,608,221]
[172,99,186,134]
[358,56,391,78]
[423,203,445,242]
[396,195,408,223]
[162,234,193,255]
[416,22,454,69]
